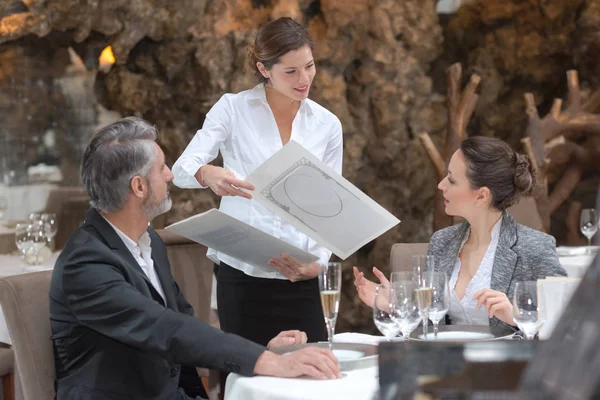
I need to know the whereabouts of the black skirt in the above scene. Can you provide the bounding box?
[216,262,327,346]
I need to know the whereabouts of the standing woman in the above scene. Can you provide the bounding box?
[172,17,343,346]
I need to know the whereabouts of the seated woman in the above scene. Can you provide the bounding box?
[354,136,566,331]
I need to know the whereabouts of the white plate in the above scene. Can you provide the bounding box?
[417,331,495,341]
[333,349,365,360]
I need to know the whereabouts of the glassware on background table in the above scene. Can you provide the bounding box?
[412,255,435,337]
[41,213,58,248]
[27,220,48,265]
[14,223,32,259]
[429,272,450,339]
[512,281,545,340]
[0,196,7,219]
[318,262,342,352]
[580,208,598,253]
[28,212,42,222]
[373,285,401,341]
[393,279,421,341]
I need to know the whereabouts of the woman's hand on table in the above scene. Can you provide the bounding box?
[473,288,516,326]
[254,347,342,380]
[197,165,254,199]
[353,266,389,308]
[268,254,319,282]
[267,330,308,349]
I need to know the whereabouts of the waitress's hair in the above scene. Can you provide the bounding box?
[460,136,536,211]
[247,17,314,84]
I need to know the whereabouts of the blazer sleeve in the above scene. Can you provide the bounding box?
[528,234,567,279]
[61,248,265,376]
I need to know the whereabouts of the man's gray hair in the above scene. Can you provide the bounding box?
[81,117,158,213]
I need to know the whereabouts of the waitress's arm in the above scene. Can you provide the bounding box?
[172,95,233,189]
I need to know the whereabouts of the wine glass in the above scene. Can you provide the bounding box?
[429,272,450,339]
[512,281,545,340]
[373,285,401,341]
[318,262,342,352]
[41,213,58,248]
[14,223,32,259]
[412,255,435,336]
[393,280,422,341]
[27,220,47,265]
[580,208,598,253]
[0,196,7,219]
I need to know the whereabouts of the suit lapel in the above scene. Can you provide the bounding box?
[490,212,518,295]
[149,231,177,310]
[436,223,468,280]
[85,208,167,306]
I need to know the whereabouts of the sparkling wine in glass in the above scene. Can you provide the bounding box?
[580,208,598,253]
[373,285,401,341]
[14,223,32,259]
[318,262,342,352]
[41,213,58,248]
[412,255,435,336]
[512,281,545,340]
[429,272,450,339]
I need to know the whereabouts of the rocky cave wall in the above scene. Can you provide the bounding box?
[2,0,599,333]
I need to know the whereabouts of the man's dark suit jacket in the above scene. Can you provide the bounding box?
[49,208,265,400]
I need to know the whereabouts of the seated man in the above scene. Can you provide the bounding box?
[49,117,340,400]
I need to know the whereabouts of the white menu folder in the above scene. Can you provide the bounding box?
[165,208,318,272]
[246,141,401,260]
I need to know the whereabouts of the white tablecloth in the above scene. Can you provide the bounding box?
[224,333,383,400]
[0,252,58,344]
[0,183,57,220]
[558,246,597,278]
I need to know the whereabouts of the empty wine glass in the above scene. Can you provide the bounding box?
[318,262,342,352]
[27,220,47,265]
[580,209,598,253]
[41,213,58,248]
[428,272,450,339]
[393,280,422,341]
[14,223,32,259]
[373,285,401,341]
[0,196,7,219]
[412,255,435,337]
[512,281,545,340]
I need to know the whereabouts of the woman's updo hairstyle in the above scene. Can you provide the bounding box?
[247,17,314,84]
[460,136,536,210]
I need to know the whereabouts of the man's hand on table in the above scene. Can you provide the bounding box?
[254,346,342,380]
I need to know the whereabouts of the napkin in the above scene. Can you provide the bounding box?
[537,277,580,340]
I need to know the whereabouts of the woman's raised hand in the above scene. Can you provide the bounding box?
[198,165,255,199]
[353,266,390,308]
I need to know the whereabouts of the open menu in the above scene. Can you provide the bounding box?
[165,208,318,271]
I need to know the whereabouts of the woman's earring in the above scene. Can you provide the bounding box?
[476,203,480,207]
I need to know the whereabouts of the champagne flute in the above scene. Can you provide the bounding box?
[27,220,47,265]
[392,280,421,341]
[580,208,598,253]
[412,255,435,336]
[429,272,450,339]
[373,285,401,341]
[318,262,342,352]
[512,281,545,340]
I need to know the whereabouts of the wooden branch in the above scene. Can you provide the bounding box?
[566,201,585,245]
[566,70,581,112]
[550,99,563,119]
[418,132,445,179]
[548,165,583,214]
[544,135,565,155]
[582,91,600,113]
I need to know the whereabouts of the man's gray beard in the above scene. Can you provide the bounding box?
[142,190,172,221]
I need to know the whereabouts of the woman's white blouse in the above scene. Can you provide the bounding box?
[448,217,503,325]
[172,84,343,279]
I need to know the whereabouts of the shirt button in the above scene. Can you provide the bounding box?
[170,367,179,377]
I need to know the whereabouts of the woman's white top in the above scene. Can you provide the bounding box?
[448,217,503,325]
[172,84,343,279]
